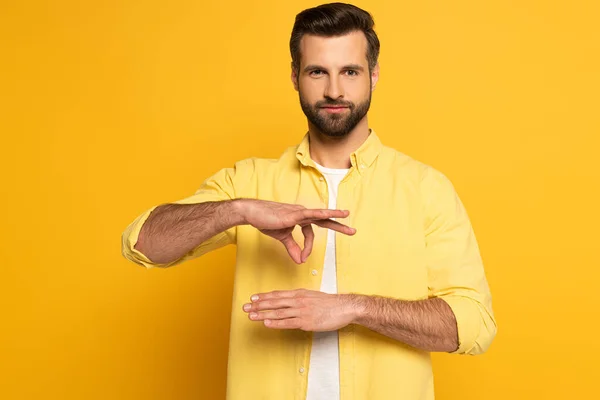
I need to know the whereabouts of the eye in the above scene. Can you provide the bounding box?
[345,70,359,76]
[309,70,325,76]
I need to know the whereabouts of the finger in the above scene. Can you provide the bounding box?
[297,209,350,222]
[245,298,298,312]
[300,224,314,263]
[312,219,356,235]
[280,235,302,264]
[251,289,307,302]
[264,318,303,330]
[249,307,300,321]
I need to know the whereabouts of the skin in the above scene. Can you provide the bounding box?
[135,199,356,265]
[241,31,460,353]
[242,288,459,352]
[241,199,356,264]
[292,31,380,169]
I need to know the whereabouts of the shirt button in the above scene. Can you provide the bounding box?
[319,177,324,181]
[299,367,305,373]
[360,164,365,169]
[311,269,318,276]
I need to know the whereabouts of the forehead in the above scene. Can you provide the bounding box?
[298,30,368,68]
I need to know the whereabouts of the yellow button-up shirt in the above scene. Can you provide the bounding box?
[122,129,497,400]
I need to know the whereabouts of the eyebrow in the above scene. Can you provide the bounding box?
[303,64,365,73]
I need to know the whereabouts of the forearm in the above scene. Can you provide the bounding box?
[346,294,459,352]
[134,199,246,264]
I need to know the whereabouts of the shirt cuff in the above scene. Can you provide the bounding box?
[121,206,173,269]
[440,295,482,355]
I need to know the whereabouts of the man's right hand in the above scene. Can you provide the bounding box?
[235,199,356,264]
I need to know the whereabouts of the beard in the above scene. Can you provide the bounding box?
[299,86,372,138]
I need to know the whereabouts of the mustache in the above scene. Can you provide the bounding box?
[316,101,354,108]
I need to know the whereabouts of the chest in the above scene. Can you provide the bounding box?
[239,168,429,300]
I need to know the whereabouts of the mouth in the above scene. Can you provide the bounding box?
[320,106,349,114]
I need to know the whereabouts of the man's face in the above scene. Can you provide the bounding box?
[292,30,379,137]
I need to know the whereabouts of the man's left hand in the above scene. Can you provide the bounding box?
[242,289,359,331]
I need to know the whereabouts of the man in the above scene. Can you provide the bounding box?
[121,3,497,399]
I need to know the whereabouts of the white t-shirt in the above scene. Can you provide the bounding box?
[306,161,350,400]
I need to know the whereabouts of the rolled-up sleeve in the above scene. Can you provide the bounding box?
[422,167,497,355]
[121,158,254,269]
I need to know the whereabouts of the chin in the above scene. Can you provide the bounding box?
[320,128,353,138]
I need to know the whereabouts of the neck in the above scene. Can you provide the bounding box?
[307,116,370,169]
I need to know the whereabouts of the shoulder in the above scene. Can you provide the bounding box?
[230,152,288,176]
[240,144,305,174]
[379,144,453,188]
[224,151,290,190]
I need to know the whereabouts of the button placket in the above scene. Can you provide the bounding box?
[319,174,329,204]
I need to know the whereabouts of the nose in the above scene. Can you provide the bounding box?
[324,74,344,100]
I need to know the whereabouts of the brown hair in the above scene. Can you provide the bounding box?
[290,2,380,73]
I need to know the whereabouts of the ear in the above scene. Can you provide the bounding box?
[291,62,299,91]
[370,62,380,92]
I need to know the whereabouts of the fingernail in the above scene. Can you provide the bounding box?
[243,304,250,311]
[251,295,259,301]
[250,313,257,319]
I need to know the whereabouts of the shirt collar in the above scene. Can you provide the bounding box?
[295,129,382,174]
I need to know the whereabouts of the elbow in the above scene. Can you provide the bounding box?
[480,317,498,354]
[121,207,175,269]
[121,232,171,270]
[442,295,497,356]
[121,238,153,269]
[459,319,497,355]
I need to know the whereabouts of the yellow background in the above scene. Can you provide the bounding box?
[1,1,599,398]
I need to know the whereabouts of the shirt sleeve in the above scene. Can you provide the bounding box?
[121,158,254,269]
[422,167,497,355]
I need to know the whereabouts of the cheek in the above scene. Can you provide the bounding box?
[354,78,372,94]
[343,82,371,104]
[298,81,323,102]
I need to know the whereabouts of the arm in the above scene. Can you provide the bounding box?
[242,290,457,352]
[121,158,356,268]
[121,163,245,269]
[133,198,355,266]
[349,294,458,352]
[134,200,244,265]
[422,168,497,355]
